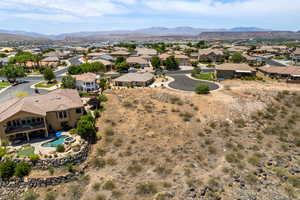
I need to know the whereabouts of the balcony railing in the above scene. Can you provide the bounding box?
[5,123,45,134]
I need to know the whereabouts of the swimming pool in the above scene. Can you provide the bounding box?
[41,136,74,147]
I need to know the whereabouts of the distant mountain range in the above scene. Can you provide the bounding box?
[0,26,274,41]
[1,27,300,42]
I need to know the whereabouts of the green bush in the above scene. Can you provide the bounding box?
[56,144,65,153]
[14,162,31,177]
[29,154,40,162]
[136,182,158,195]
[0,160,16,179]
[23,190,39,200]
[0,148,6,157]
[195,84,210,94]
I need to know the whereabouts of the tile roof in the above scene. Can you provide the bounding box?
[73,72,97,82]
[114,72,154,82]
[0,89,83,123]
[215,63,255,71]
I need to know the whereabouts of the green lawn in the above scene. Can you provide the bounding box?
[194,73,215,81]
[0,81,11,89]
[17,146,35,157]
[35,82,56,88]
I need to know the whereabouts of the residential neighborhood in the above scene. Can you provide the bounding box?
[1,10,300,200]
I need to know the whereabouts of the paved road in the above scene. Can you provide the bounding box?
[256,56,286,67]
[168,74,220,92]
[0,56,82,103]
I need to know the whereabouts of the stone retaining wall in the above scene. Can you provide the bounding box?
[0,166,87,200]
[11,143,90,170]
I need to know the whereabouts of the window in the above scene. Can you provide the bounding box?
[58,111,68,119]
[76,108,82,114]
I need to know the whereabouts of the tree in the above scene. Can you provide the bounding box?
[62,75,76,89]
[32,54,43,68]
[195,84,210,94]
[115,56,126,65]
[191,67,201,77]
[0,64,26,82]
[151,56,161,70]
[116,61,129,72]
[0,160,16,179]
[163,56,179,71]
[190,61,199,67]
[76,114,96,143]
[14,162,31,177]
[43,67,55,83]
[98,79,109,94]
[231,53,245,63]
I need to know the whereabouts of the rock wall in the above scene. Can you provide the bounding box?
[11,143,90,170]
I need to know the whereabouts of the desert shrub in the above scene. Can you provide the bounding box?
[104,127,114,136]
[106,157,117,166]
[288,175,300,188]
[154,165,172,176]
[92,182,101,191]
[136,182,158,195]
[56,144,65,153]
[95,194,106,200]
[65,163,76,173]
[23,190,39,200]
[96,147,106,156]
[248,155,261,166]
[93,157,106,168]
[48,166,54,175]
[179,112,193,121]
[0,148,6,157]
[29,154,40,162]
[208,146,217,154]
[113,138,123,147]
[127,161,143,175]
[245,172,258,184]
[0,160,16,179]
[14,162,31,177]
[195,84,210,94]
[68,184,83,200]
[103,180,115,190]
[45,191,57,200]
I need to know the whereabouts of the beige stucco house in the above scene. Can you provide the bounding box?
[0,89,84,144]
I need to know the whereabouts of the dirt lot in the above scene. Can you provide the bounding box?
[26,80,300,200]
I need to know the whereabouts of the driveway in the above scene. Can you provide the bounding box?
[168,74,220,92]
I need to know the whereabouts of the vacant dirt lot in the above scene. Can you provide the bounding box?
[28,80,300,200]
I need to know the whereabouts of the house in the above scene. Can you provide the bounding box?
[41,56,60,67]
[215,63,256,79]
[72,73,99,92]
[174,54,190,66]
[110,50,131,58]
[126,56,149,68]
[198,49,225,62]
[136,48,157,57]
[292,48,300,64]
[159,53,190,66]
[258,66,300,81]
[0,89,84,144]
[113,72,154,87]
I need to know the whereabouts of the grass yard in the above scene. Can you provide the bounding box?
[17,146,35,157]
[0,81,11,89]
[194,72,215,81]
[35,82,56,88]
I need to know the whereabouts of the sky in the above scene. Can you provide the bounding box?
[0,0,299,34]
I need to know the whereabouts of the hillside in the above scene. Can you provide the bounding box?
[29,80,300,200]
[198,31,300,40]
[0,33,48,42]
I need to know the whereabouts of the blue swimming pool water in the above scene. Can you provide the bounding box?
[42,136,69,147]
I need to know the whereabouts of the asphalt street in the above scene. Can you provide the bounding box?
[168,74,219,92]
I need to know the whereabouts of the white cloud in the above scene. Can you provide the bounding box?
[144,0,300,17]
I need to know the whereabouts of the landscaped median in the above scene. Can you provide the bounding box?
[31,81,60,90]
[0,81,11,92]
